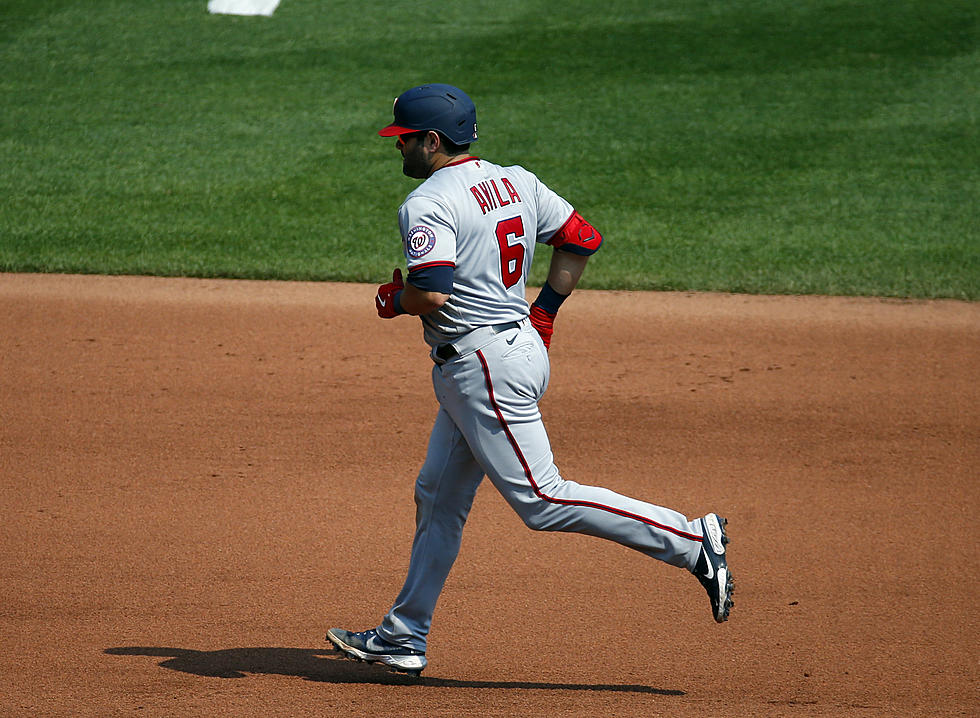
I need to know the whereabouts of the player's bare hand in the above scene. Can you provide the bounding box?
[376,268,405,318]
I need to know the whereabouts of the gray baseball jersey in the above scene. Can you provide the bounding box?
[398,157,572,347]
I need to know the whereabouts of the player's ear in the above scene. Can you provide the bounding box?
[424,130,441,153]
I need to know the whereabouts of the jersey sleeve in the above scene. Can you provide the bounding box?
[527,171,574,244]
[397,194,458,277]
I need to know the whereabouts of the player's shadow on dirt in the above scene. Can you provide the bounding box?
[104,646,683,695]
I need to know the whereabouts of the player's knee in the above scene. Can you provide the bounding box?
[519,512,545,531]
[510,478,569,531]
[517,506,561,532]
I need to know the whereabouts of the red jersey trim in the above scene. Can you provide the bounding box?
[443,156,480,168]
[408,260,455,272]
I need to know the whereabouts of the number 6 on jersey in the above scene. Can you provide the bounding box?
[495,216,526,289]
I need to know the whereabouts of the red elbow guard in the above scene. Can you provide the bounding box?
[547,210,603,255]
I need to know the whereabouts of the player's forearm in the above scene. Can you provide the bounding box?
[400,284,450,315]
[528,250,590,350]
[545,249,590,295]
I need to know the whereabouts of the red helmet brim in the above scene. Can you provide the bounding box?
[378,124,417,137]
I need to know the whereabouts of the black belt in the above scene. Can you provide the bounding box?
[435,321,521,362]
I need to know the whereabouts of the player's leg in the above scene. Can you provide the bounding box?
[376,405,485,651]
[443,326,703,570]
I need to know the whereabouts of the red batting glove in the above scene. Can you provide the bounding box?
[529,303,555,350]
[376,268,405,318]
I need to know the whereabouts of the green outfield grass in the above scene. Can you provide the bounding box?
[1,0,977,298]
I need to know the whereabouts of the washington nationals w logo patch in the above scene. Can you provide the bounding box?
[406,225,437,258]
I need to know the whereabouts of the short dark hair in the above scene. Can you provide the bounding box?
[437,132,470,156]
[403,129,470,156]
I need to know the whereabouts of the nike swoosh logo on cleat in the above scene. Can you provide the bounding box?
[378,296,387,307]
[703,554,714,580]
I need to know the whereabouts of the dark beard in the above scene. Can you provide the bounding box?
[401,145,429,179]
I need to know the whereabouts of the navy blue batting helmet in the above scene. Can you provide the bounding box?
[378,83,478,145]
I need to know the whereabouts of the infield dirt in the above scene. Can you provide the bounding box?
[1,273,977,717]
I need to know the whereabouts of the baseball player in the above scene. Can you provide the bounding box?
[327,84,733,676]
